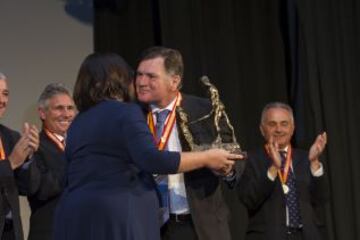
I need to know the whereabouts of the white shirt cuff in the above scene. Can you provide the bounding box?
[311,162,324,177]
[267,169,277,181]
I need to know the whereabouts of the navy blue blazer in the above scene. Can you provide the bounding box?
[53,100,180,240]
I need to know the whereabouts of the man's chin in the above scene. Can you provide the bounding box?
[0,110,6,118]
[277,141,290,148]
[56,124,71,132]
[137,95,153,104]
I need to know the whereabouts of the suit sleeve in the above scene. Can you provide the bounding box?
[121,104,180,174]
[16,150,64,200]
[0,128,20,178]
[0,160,14,177]
[237,153,277,211]
[15,157,41,196]
[309,162,330,206]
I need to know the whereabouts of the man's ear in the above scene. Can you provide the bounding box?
[38,107,46,121]
[170,75,181,91]
[259,124,265,137]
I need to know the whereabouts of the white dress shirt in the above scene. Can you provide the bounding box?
[151,98,190,215]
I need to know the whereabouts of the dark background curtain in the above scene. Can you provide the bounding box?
[94,0,360,239]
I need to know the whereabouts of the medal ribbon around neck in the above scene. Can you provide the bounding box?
[0,138,6,160]
[147,92,182,151]
[44,128,65,152]
[265,144,293,185]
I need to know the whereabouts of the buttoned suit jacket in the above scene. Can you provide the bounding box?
[17,130,65,240]
[238,147,329,240]
[0,124,24,240]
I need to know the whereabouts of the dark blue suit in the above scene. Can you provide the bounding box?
[53,101,180,240]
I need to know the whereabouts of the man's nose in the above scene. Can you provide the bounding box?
[0,95,6,104]
[136,75,148,85]
[274,125,282,132]
[62,108,73,118]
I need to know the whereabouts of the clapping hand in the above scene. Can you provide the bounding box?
[268,136,281,169]
[308,132,327,171]
[24,123,40,154]
[8,123,39,169]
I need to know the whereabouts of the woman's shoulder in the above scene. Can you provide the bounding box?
[87,100,139,113]
[98,100,145,119]
[73,101,144,127]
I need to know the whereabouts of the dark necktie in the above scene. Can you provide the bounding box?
[280,151,302,228]
[154,109,171,225]
[155,110,170,144]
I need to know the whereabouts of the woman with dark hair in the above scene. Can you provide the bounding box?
[53,53,241,240]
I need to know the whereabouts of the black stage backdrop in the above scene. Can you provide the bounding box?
[94,0,360,239]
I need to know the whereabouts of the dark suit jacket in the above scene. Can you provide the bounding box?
[0,124,24,240]
[238,147,329,240]
[147,94,242,240]
[16,130,65,240]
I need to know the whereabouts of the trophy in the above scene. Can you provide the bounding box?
[177,75,245,155]
[157,76,245,225]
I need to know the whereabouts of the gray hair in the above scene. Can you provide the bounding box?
[260,102,294,125]
[38,83,71,109]
[0,72,7,80]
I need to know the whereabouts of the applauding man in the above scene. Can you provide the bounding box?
[238,102,329,240]
[0,72,39,240]
[17,83,76,240]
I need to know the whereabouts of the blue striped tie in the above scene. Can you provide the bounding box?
[155,109,170,225]
[155,110,170,144]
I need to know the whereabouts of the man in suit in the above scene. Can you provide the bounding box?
[238,102,329,240]
[16,83,76,240]
[0,72,39,240]
[135,46,242,240]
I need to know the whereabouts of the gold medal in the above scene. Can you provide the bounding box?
[282,184,289,194]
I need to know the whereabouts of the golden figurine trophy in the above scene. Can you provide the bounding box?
[177,76,244,154]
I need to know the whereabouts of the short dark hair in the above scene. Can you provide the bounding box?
[73,53,134,112]
[138,46,184,78]
[38,83,71,109]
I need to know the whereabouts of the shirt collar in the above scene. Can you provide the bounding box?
[150,97,177,114]
[47,131,65,142]
[280,145,289,153]
[55,133,65,142]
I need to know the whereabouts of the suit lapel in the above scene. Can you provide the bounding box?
[40,130,66,170]
[0,125,15,157]
[175,95,191,151]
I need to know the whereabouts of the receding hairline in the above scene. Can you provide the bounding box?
[260,102,294,125]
